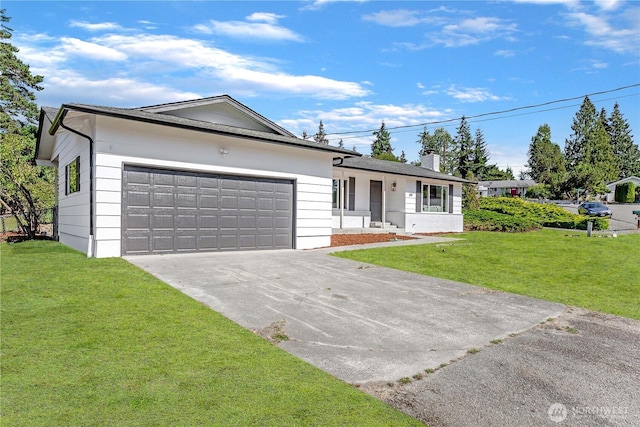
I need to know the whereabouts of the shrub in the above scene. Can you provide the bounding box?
[463,209,540,232]
[615,182,636,203]
[468,197,609,231]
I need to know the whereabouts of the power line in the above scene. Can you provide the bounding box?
[324,83,640,138]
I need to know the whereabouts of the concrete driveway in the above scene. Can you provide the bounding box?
[126,238,564,384]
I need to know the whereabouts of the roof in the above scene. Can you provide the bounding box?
[336,156,469,183]
[35,99,359,160]
[136,94,297,138]
[478,179,536,188]
[606,176,640,188]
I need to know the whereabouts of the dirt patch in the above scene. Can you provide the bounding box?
[253,319,290,344]
[331,233,416,247]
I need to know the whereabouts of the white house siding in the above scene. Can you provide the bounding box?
[52,122,92,254]
[331,170,463,233]
[88,115,333,257]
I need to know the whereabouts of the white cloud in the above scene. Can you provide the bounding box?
[20,31,370,104]
[281,101,451,145]
[362,9,422,27]
[566,11,639,54]
[302,0,367,12]
[446,85,511,103]
[193,16,304,42]
[246,13,284,24]
[59,37,128,61]
[495,49,515,57]
[594,0,623,11]
[69,20,123,32]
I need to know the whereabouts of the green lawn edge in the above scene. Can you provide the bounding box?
[333,229,640,320]
[1,241,421,426]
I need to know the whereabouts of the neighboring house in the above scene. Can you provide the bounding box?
[332,153,467,234]
[477,179,536,198]
[604,176,640,202]
[35,95,355,257]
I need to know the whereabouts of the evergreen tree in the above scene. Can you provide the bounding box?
[608,103,640,178]
[526,124,565,198]
[564,96,617,197]
[471,128,490,178]
[313,120,329,144]
[399,150,407,163]
[417,127,453,173]
[1,9,54,238]
[338,139,344,149]
[301,130,308,140]
[371,121,395,159]
[453,116,473,177]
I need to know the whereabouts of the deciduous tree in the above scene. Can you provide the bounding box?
[1,9,54,238]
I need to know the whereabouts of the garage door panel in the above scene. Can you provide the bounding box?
[152,214,174,230]
[200,194,218,209]
[122,166,293,255]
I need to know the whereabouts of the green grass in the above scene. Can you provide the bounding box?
[334,229,640,320]
[1,241,421,426]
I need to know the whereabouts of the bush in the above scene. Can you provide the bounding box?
[468,197,609,231]
[463,209,540,232]
[615,182,636,203]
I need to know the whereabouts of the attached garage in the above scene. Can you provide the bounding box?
[122,166,294,255]
[36,95,352,258]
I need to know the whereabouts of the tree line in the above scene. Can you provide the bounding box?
[525,96,639,200]
[306,117,515,182]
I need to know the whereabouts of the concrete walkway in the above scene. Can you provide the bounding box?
[126,238,564,384]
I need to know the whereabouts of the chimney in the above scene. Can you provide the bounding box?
[421,150,440,171]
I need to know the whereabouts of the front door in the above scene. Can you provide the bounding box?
[369,180,383,222]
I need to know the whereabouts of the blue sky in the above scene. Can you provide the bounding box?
[6,0,640,176]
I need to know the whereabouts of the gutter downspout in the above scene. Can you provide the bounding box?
[382,175,386,229]
[56,110,95,258]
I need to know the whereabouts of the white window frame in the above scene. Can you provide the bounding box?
[422,184,448,213]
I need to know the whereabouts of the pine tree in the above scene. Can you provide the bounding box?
[471,128,490,179]
[371,121,394,159]
[1,9,54,238]
[338,139,344,149]
[526,124,565,198]
[313,120,329,144]
[608,103,640,179]
[301,130,308,140]
[564,96,617,197]
[399,150,407,163]
[453,116,473,177]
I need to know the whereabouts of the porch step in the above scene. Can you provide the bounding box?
[369,221,397,230]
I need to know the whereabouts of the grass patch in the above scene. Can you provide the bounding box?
[333,229,640,320]
[1,241,420,426]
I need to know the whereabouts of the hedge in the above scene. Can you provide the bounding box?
[463,197,609,231]
[615,182,636,203]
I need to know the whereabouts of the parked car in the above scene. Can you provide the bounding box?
[578,202,612,217]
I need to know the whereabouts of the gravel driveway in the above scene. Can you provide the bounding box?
[366,308,640,426]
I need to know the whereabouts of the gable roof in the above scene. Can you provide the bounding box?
[35,99,359,161]
[606,176,640,188]
[336,156,469,183]
[136,94,296,137]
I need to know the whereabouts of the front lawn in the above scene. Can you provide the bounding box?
[1,241,420,426]
[333,229,640,320]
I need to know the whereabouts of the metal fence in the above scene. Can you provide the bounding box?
[0,206,57,238]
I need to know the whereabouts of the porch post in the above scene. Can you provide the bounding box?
[340,171,344,229]
[382,175,386,229]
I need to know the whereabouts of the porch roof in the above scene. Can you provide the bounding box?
[336,156,469,183]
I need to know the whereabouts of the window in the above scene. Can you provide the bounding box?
[65,156,80,195]
[332,177,355,210]
[422,184,448,213]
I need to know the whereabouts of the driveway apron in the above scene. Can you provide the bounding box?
[126,242,565,384]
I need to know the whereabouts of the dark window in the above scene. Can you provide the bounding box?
[65,156,80,195]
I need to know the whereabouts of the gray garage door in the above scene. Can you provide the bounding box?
[122,166,294,255]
